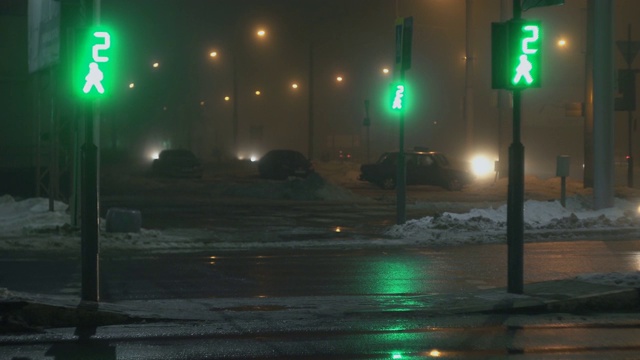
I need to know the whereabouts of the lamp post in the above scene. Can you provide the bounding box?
[208,28,267,157]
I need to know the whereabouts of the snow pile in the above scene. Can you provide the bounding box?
[3,185,640,251]
[386,195,640,245]
[576,272,640,287]
[0,195,70,235]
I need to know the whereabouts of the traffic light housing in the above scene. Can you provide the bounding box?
[74,27,115,99]
[492,20,542,90]
[615,69,636,111]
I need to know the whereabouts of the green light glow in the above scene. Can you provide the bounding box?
[83,31,110,94]
[510,22,541,87]
[392,84,405,110]
[75,27,116,98]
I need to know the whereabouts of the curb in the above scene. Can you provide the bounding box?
[1,280,638,332]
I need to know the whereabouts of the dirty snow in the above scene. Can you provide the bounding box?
[386,195,640,244]
[3,165,640,287]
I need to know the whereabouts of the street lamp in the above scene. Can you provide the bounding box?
[291,83,299,89]
[128,82,134,89]
[336,76,344,82]
[152,62,159,68]
[207,27,269,156]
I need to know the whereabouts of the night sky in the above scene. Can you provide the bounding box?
[2,0,640,175]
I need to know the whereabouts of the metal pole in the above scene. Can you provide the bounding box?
[80,0,100,302]
[464,0,475,155]
[396,69,406,225]
[507,0,524,294]
[507,89,524,294]
[81,101,99,302]
[583,0,594,188]
[593,0,615,209]
[364,99,371,163]
[497,0,510,180]
[308,42,314,160]
[232,53,239,155]
[627,24,634,188]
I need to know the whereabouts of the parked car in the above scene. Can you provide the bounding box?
[258,149,314,180]
[151,149,203,178]
[359,150,474,190]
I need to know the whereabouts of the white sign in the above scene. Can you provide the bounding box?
[28,0,60,73]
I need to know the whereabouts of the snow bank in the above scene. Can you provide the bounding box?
[0,195,70,235]
[385,195,640,245]
[576,271,640,287]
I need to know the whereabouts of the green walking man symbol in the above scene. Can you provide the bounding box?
[513,54,533,85]
[83,62,105,94]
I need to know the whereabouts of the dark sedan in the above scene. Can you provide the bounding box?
[151,149,203,178]
[258,149,314,180]
[359,150,474,190]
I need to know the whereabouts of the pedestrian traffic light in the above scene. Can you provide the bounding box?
[492,20,542,90]
[508,20,541,88]
[392,83,405,111]
[74,27,115,98]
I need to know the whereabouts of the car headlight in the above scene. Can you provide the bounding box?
[470,155,494,177]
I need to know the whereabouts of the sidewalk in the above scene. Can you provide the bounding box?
[1,279,638,335]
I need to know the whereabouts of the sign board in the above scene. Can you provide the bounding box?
[616,41,640,66]
[28,0,60,73]
[394,16,413,73]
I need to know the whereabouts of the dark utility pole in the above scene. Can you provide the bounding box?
[394,16,412,225]
[396,67,406,224]
[308,42,314,160]
[506,0,524,294]
[80,0,100,302]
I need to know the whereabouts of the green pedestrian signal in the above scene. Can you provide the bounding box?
[509,21,541,88]
[75,27,115,98]
[491,20,541,90]
[392,84,405,110]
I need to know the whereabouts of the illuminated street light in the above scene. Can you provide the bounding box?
[336,76,343,82]
[128,82,134,89]
[152,62,159,68]
[209,51,218,58]
[224,96,230,101]
[257,29,266,37]
[255,90,261,96]
[291,83,299,89]
[382,68,390,74]
[200,101,205,106]
[557,38,567,47]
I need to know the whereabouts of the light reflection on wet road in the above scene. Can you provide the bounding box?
[1,240,639,301]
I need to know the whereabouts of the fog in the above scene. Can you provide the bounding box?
[3,0,640,181]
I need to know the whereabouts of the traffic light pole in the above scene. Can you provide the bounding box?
[507,0,524,294]
[626,25,634,189]
[394,16,411,226]
[396,69,406,225]
[81,101,99,302]
[507,89,524,294]
[79,0,101,302]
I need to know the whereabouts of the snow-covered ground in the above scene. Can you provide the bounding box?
[3,162,640,286]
